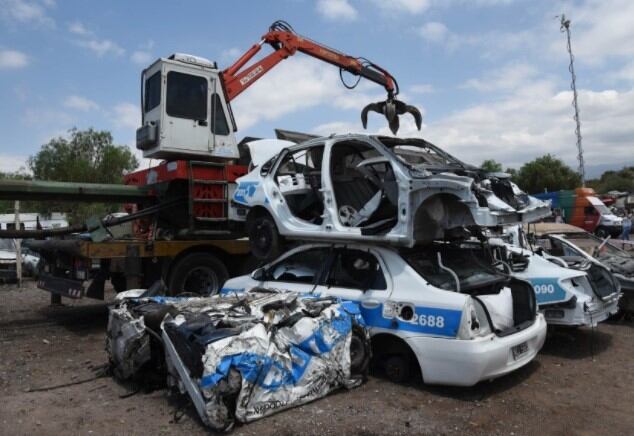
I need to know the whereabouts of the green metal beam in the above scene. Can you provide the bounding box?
[0,179,156,203]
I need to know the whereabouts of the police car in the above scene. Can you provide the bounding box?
[222,242,547,387]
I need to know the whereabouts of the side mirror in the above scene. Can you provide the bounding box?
[251,267,266,281]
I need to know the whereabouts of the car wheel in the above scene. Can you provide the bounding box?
[168,253,229,296]
[350,325,371,377]
[247,212,283,260]
[385,354,410,383]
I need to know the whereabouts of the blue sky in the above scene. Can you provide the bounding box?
[1,0,633,177]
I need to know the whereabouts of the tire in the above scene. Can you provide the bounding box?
[385,354,410,383]
[111,273,127,293]
[167,252,229,296]
[350,325,371,377]
[247,211,283,260]
[595,227,609,239]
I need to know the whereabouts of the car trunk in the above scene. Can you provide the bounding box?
[402,244,537,335]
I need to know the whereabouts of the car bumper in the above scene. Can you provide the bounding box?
[540,296,619,326]
[404,314,547,386]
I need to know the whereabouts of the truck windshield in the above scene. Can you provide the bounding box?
[0,239,16,251]
[594,204,611,215]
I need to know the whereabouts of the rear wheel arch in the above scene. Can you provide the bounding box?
[370,332,422,382]
[413,193,476,243]
[246,207,284,260]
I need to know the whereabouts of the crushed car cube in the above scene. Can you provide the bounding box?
[107,289,370,432]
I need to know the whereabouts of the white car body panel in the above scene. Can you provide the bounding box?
[222,243,547,386]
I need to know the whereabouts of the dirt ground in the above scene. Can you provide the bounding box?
[1,281,633,436]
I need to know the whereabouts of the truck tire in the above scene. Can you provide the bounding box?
[247,211,283,260]
[595,227,609,238]
[168,253,229,296]
[111,273,127,293]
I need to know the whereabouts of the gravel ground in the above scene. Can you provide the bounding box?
[1,280,633,435]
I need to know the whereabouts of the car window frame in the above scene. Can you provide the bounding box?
[324,248,389,292]
[263,246,334,286]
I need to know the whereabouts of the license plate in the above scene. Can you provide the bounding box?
[512,342,529,360]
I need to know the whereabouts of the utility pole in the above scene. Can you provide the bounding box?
[560,14,585,187]
[14,200,22,288]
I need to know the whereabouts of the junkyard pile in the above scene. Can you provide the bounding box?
[106,289,369,431]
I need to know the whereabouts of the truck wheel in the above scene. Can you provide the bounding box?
[385,354,410,383]
[595,227,609,238]
[168,253,229,296]
[111,273,127,293]
[247,212,283,260]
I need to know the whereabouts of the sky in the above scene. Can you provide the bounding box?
[1,0,633,178]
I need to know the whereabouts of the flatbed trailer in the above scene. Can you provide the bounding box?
[30,237,254,303]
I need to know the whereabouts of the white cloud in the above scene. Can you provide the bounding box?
[462,63,539,92]
[130,50,152,65]
[0,154,28,173]
[0,0,55,27]
[67,21,91,36]
[418,21,449,43]
[312,121,364,136]
[76,38,125,57]
[63,95,99,111]
[316,0,358,22]
[112,103,140,130]
[232,58,381,131]
[371,0,431,14]
[0,49,29,69]
[554,0,634,65]
[69,21,125,57]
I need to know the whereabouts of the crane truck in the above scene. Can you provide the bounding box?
[0,21,422,302]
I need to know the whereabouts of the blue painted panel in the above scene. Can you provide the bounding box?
[528,278,568,304]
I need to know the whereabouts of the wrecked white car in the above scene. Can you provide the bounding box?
[491,236,620,326]
[526,223,634,315]
[223,242,547,387]
[107,290,370,431]
[231,134,550,259]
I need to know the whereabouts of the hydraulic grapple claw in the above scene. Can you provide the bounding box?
[361,98,423,135]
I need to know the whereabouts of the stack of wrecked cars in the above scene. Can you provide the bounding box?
[107,288,370,431]
[107,133,621,430]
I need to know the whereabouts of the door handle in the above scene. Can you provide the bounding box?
[197,119,208,126]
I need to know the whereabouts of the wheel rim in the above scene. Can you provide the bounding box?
[182,266,219,295]
[253,221,273,252]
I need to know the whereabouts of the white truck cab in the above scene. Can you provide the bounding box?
[222,242,547,386]
[137,53,239,160]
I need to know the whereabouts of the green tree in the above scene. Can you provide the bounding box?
[480,159,503,173]
[587,166,634,194]
[514,154,581,194]
[26,128,139,224]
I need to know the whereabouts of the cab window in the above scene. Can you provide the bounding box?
[327,250,387,290]
[166,72,207,120]
[211,93,230,135]
[144,71,161,112]
[268,248,330,284]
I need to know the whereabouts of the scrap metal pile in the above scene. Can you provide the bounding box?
[107,289,370,431]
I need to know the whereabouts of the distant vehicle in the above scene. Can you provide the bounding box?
[526,222,634,315]
[222,242,547,386]
[232,134,551,259]
[533,188,622,238]
[0,238,39,283]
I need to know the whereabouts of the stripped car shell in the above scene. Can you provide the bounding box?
[107,290,370,432]
[231,134,551,258]
[222,242,547,386]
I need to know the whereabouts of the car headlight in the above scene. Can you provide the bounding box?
[457,297,492,339]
